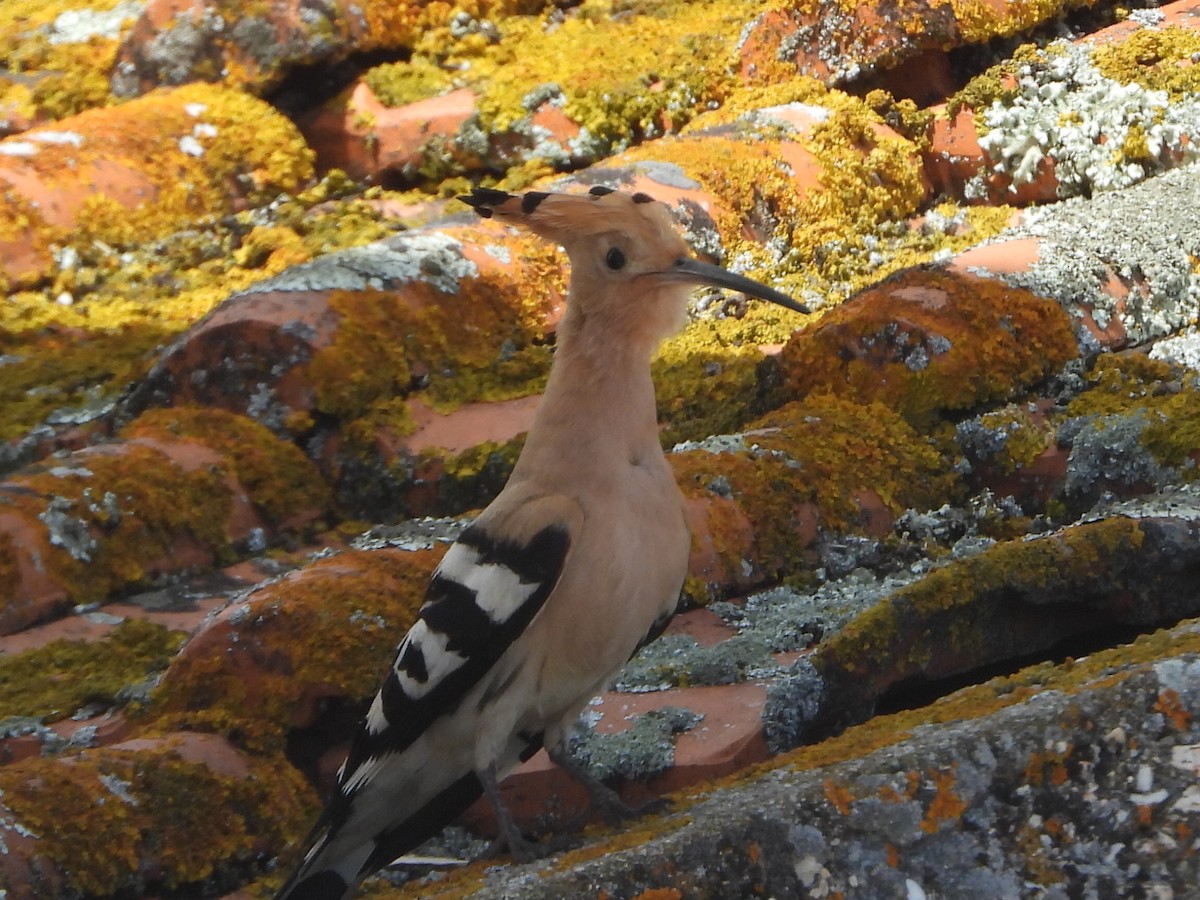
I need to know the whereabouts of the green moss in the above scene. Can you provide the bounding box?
[0,619,185,722]
[149,548,440,753]
[815,517,1146,697]
[123,407,332,525]
[0,738,314,895]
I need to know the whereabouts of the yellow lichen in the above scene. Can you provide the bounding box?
[363,55,456,107]
[305,231,561,440]
[2,441,242,607]
[951,0,1092,45]
[1091,25,1200,100]
[969,405,1054,475]
[478,1,758,134]
[0,0,135,122]
[671,393,958,597]
[946,43,1053,118]
[0,179,403,443]
[1062,353,1200,478]
[622,88,955,347]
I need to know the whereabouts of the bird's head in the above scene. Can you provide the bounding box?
[460,186,808,351]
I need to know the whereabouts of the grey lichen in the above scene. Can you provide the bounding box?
[351,517,467,551]
[1060,411,1178,501]
[1151,328,1200,372]
[38,496,96,562]
[46,1,145,45]
[615,633,779,692]
[762,656,825,753]
[239,232,478,296]
[569,706,703,783]
[981,162,1200,346]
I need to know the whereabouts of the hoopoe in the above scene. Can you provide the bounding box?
[275,187,808,900]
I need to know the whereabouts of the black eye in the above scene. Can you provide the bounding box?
[605,247,626,270]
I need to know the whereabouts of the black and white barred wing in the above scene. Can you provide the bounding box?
[275,518,571,900]
[347,519,571,774]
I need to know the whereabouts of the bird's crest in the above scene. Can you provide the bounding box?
[459,186,682,248]
[459,186,809,316]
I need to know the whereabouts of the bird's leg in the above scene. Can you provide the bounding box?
[547,741,666,827]
[478,763,541,863]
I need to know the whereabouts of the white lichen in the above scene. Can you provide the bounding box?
[47,1,145,45]
[977,40,1200,199]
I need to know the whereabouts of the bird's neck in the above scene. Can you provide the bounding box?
[510,320,664,484]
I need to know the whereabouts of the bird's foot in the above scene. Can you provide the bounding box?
[478,762,574,863]
[548,742,668,829]
[561,790,668,831]
[481,829,576,863]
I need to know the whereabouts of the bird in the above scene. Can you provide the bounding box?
[274,186,809,900]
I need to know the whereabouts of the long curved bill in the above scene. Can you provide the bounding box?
[663,257,810,314]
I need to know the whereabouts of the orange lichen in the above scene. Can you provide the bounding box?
[1155,689,1192,731]
[122,407,331,526]
[1024,743,1073,789]
[823,778,855,815]
[774,268,1079,428]
[920,766,967,833]
[0,738,313,896]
